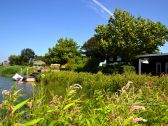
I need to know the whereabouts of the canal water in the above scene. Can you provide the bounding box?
[0,76,34,101]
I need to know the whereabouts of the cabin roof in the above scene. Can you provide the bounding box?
[33,60,46,65]
[136,53,168,58]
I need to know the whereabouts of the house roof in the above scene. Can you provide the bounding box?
[33,60,46,65]
[136,53,168,58]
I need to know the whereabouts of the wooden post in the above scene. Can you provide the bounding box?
[139,59,141,75]
[20,68,23,76]
[26,68,28,78]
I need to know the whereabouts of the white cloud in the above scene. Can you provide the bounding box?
[92,0,113,16]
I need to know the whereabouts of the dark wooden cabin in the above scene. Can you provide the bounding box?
[136,53,168,75]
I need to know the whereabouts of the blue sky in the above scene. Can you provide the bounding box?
[0,0,168,62]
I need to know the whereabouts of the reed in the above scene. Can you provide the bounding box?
[0,66,26,77]
[0,71,168,125]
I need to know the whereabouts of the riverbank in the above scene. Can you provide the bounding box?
[0,65,40,78]
[0,66,26,77]
[0,76,13,101]
[0,75,36,101]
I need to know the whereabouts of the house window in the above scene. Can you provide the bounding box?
[117,56,122,61]
[165,63,168,74]
[156,62,161,74]
[109,57,113,62]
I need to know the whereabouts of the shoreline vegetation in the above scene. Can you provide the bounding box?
[0,66,168,125]
[0,66,26,77]
[0,66,39,78]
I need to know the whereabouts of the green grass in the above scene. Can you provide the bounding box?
[0,66,39,77]
[0,66,26,77]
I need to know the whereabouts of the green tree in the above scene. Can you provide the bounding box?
[83,9,168,63]
[20,48,35,65]
[8,55,21,65]
[34,55,45,61]
[82,37,105,72]
[82,36,105,61]
[45,38,81,65]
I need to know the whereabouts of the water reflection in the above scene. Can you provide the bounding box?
[0,76,34,101]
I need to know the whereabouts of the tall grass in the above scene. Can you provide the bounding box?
[0,66,26,77]
[0,79,168,125]
[0,71,168,125]
[39,71,168,98]
[0,66,39,77]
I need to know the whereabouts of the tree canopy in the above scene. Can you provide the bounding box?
[8,48,35,65]
[8,55,21,65]
[83,9,168,63]
[20,48,35,64]
[82,36,105,61]
[45,38,81,65]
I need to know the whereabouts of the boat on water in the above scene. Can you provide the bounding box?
[12,73,36,82]
[12,68,40,82]
[12,73,23,81]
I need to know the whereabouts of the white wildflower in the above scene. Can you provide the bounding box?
[132,117,147,123]
[121,81,133,92]
[73,84,82,89]
[129,105,146,113]
[2,90,10,96]
[132,105,145,110]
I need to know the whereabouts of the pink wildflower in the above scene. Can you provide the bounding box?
[132,117,147,123]
[129,104,145,114]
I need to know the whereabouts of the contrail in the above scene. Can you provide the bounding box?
[92,0,113,16]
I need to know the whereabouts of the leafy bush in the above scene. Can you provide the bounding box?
[99,65,135,74]
[60,57,88,71]
[121,65,135,73]
[81,57,100,73]
[50,65,60,70]
[38,71,168,98]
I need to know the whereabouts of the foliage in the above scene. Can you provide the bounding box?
[81,57,100,73]
[83,9,168,63]
[99,65,120,74]
[82,36,105,62]
[45,38,82,65]
[38,71,168,98]
[8,48,36,66]
[99,65,136,74]
[0,66,40,78]
[1,73,168,125]
[0,66,26,77]
[121,65,136,73]
[34,55,45,62]
[60,56,87,71]
[33,73,168,125]
[8,55,21,65]
[22,67,39,76]
[50,65,60,70]
[20,48,35,65]
[0,86,30,125]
